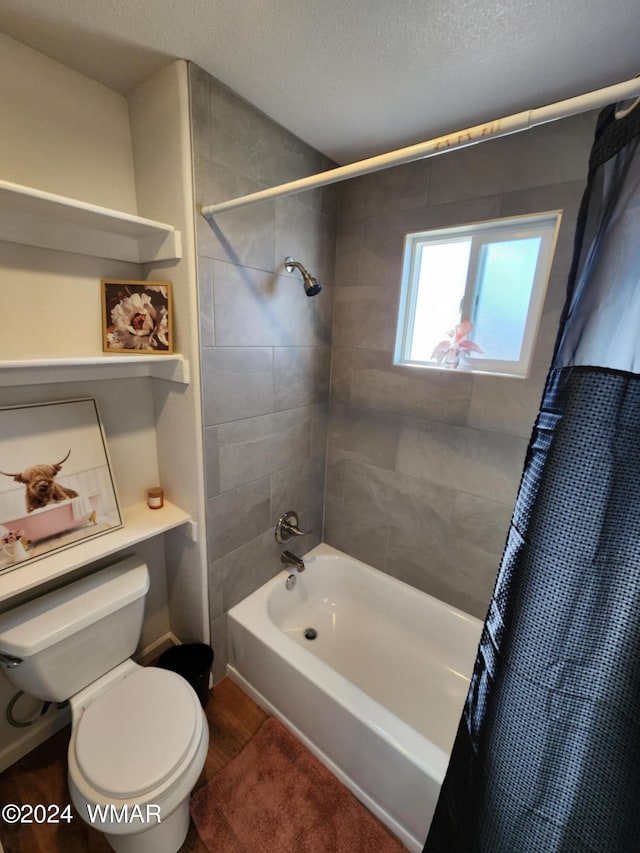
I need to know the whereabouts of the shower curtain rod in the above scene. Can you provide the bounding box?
[201,76,640,220]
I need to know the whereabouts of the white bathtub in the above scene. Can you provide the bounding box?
[227,543,483,852]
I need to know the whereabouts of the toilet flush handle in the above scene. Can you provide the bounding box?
[0,652,22,668]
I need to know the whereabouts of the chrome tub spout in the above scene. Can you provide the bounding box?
[281,550,305,572]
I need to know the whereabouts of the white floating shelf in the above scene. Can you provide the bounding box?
[0,500,192,605]
[0,354,190,386]
[0,180,182,263]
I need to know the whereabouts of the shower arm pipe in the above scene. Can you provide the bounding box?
[201,76,640,220]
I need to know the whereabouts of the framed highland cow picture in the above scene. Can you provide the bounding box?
[102,279,173,354]
[0,399,122,574]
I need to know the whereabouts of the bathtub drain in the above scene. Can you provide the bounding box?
[304,628,318,640]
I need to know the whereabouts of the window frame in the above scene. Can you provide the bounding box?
[394,211,563,378]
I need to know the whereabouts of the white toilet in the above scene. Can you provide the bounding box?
[0,555,209,853]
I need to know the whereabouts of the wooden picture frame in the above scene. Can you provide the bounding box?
[0,399,122,574]
[102,279,173,354]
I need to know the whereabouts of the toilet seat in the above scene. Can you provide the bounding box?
[73,667,202,800]
[68,663,209,851]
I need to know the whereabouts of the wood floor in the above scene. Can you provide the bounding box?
[0,678,268,853]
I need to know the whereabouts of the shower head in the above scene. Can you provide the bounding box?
[284,257,322,297]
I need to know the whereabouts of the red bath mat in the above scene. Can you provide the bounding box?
[191,716,406,852]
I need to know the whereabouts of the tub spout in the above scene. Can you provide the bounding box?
[281,550,305,572]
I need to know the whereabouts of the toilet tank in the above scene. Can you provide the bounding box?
[0,555,149,702]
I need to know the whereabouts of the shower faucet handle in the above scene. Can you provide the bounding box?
[275,510,312,544]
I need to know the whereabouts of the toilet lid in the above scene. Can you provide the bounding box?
[75,667,200,798]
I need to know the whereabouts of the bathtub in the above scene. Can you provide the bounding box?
[227,543,483,852]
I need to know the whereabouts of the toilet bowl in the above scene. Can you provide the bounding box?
[0,556,209,853]
[68,662,208,853]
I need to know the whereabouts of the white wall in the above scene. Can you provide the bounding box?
[0,243,143,360]
[129,61,209,644]
[0,32,137,212]
[0,33,141,362]
[0,38,190,769]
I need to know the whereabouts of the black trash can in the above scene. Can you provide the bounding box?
[156,643,214,708]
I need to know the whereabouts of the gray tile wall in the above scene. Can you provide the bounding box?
[191,63,598,656]
[326,111,598,619]
[189,64,337,681]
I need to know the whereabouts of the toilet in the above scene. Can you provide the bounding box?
[0,555,208,853]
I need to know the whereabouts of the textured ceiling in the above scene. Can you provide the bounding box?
[0,0,639,163]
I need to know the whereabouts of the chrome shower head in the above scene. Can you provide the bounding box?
[284,257,322,297]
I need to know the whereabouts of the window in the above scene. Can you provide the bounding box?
[394,212,562,377]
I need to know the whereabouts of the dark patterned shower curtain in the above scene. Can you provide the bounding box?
[424,102,640,852]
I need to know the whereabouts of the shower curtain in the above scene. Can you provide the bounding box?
[424,102,640,852]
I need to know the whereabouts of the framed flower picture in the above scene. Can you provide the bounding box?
[102,280,173,354]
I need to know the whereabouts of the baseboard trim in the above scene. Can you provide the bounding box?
[136,631,180,665]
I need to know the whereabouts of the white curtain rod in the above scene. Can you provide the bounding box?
[201,76,640,220]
